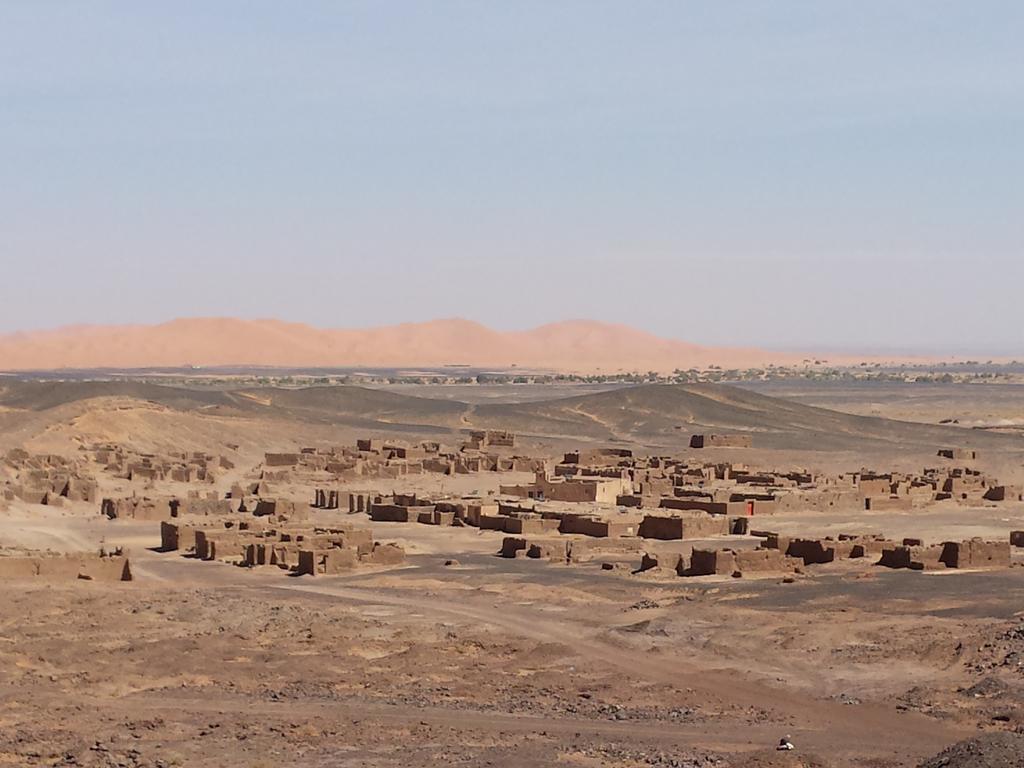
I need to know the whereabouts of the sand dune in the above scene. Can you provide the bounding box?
[0,318,794,372]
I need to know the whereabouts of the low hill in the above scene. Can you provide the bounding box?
[0,380,238,412]
[0,380,1020,455]
[472,383,1021,450]
[0,317,790,373]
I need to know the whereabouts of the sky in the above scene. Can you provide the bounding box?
[1,2,1021,353]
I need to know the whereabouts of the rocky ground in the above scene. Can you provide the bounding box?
[3,541,1024,766]
[0,580,731,767]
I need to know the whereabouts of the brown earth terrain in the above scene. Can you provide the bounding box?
[1,378,1023,767]
[744,381,1024,432]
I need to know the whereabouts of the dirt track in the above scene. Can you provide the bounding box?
[3,526,979,767]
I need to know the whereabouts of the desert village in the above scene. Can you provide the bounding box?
[4,428,1023,585]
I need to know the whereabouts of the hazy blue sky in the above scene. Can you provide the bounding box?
[1,2,1021,352]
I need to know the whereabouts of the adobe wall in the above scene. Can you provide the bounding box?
[784,537,866,565]
[540,480,596,503]
[503,516,560,535]
[498,483,541,499]
[463,502,499,526]
[172,498,234,517]
[864,496,914,512]
[102,497,172,521]
[0,553,132,582]
[160,520,202,551]
[500,537,529,558]
[938,449,977,460]
[985,486,1023,502]
[369,503,436,523]
[558,514,638,538]
[939,539,1010,569]
[659,498,743,516]
[734,548,795,574]
[295,548,357,576]
[771,490,863,514]
[418,509,456,526]
[638,515,685,540]
[636,550,685,574]
[686,548,738,576]
[264,453,301,467]
[689,434,752,449]
[638,514,729,540]
[251,499,305,519]
[479,513,511,531]
[878,544,945,571]
[858,477,893,496]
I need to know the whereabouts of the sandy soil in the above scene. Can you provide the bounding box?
[3,505,1022,767]
[2,380,1024,766]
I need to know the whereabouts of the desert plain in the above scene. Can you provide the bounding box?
[2,366,1024,768]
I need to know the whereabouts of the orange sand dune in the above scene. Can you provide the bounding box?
[0,317,799,372]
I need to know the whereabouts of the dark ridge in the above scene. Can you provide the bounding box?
[0,380,1020,452]
[917,732,1024,768]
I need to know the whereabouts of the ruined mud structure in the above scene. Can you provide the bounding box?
[0,547,132,582]
[283,438,1024,581]
[5,434,1020,589]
